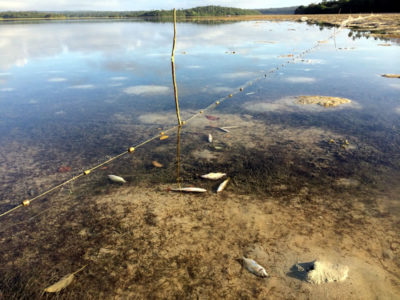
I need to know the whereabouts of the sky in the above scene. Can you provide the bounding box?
[0,0,316,11]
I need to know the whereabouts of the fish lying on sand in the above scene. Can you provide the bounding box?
[217,178,230,193]
[170,187,207,193]
[208,134,213,143]
[108,174,126,183]
[201,172,226,180]
[242,257,269,278]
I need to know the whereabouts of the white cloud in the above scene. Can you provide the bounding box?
[110,76,128,81]
[48,77,67,82]
[123,85,170,95]
[285,76,316,83]
[389,83,400,90]
[0,87,14,92]
[69,84,95,89]
[0,0,315,11]
[221,71,259,79]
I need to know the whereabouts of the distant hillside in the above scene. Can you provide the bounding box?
[259,6,298,15]
[295,0,400,14]
[140,6,260,17]
[0,6,261,19]
[0,5,300,20]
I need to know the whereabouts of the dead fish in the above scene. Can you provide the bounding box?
[152,161,163,168]
[170,187,207,193]
[242,257,269,278]
[108,174,126,183]
[217,178,230,193]
[201,172,226,180]
[218,127,230,133]
[208,134,213,143]
[246,92,255,95]
[206,115,219,121]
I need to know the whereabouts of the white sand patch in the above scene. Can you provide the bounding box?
[389,83,400,90]
[221,71,259,79]
[307,260,349,284]
[243,96,360,113]
[123,85,170,96]
[111,76,128,81]
[285,76,316,83]
[69,84,95,89]
[48,77,67,82]
[0,87,14,92]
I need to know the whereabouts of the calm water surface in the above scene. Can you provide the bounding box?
[0,19,399,208]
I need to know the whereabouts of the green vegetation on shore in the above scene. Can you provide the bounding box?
[295,0,400,14]
[0,6,262,20]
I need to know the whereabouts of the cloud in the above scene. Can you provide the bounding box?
[0,87,14,92]
[389,83,400,90]
[285,76,316,83]
[48,77,67,82]
[68,84,95,89]
[0,0,316,11]
[221,71,259,79]
[123,85,170,95]
[110,76,128,81]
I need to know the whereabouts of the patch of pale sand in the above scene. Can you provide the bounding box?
[243,96,360,113]
[88,186,399,299]
[335,178,360,187]
[138,111,196,125]
[285,76,316,83]
[123,85,170,95]
[191,149,220,161]
[68,84,95,89]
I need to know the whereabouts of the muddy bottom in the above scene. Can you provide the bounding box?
[0,182,399,299]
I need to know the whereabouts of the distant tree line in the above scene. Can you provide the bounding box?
[295,0,400,14]
[0,6,263,20]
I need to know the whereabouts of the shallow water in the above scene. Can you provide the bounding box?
[0,19,399,298]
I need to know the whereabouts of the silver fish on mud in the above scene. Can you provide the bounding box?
[217,178,230,193]
[242,257,269,278]
[201,172,226,180]
[108,174,126,183]
[170,187,207,193]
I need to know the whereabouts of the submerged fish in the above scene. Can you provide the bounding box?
[152,161,163,168]
[108,174,126,183]
[201,172,226,180]
[208,134,213,143]
[217,178,230,193]
[206,115,219,121]
[242,257,269,278]
[170,187,207,193]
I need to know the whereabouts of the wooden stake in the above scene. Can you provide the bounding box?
[171,8,182,126]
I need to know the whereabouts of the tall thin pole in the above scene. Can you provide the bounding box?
[171,8,182,126]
